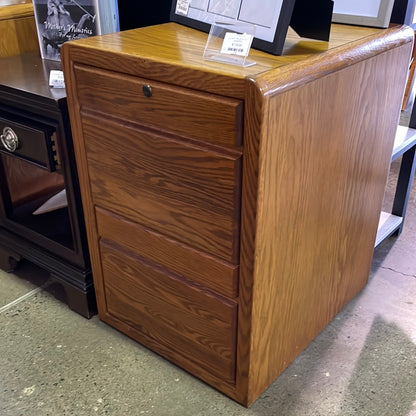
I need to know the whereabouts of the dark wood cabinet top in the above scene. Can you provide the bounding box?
[0,52,66,104]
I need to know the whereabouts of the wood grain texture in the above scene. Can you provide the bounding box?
[74,64,243,148]
[95,207,239,298]
[61,23,414,406]
[100,240,238,383]
[62,23,381,99]
[81,112,242,263]
[244,41,413,403]
[232,78,265,404]
[60,60,108,317]
[254,25,414,98]
[0,3,38,57]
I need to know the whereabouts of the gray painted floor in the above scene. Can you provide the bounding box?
[1,135,415,415]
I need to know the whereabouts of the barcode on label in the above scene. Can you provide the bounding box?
[226,48,244,53]
[221,32,253,57]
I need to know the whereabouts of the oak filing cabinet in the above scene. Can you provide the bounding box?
[62,23,413,405]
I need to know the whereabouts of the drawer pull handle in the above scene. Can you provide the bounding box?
[1,127,19,153]
[142,84,152,98]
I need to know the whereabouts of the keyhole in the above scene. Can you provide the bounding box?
[143,84,152,97]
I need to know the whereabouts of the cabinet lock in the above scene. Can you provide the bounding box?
[142,84,152,98]
[1,127,19,152]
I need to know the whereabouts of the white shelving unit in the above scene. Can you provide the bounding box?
[375,124,416,247]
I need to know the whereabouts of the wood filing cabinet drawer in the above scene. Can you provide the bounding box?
[73,64,243,148]
[82,112,242,263]
[100,240,238,384]
[95,207,239,298]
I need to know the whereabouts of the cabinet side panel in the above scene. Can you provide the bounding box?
[61,49,108,315]
[234,79,266,405]
[247,42,412,401]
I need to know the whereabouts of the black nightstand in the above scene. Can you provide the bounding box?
[0,52,95,317]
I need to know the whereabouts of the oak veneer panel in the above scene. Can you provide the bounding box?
[100,240,238,384]
[0,3,38,57]
[62,23,414,406]
[61,23,380,100]
[242,37,413,403]
[74,65,243,148]
[81,112,242,263]
[95,207,239,298]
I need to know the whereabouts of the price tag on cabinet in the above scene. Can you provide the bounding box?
[221,32,253,57]
[49,70,65,89]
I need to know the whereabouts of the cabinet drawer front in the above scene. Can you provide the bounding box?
[73,64,243,148]
[0,115,56,171]
[96,207,239,298]
[82,113,241,263]
[100,241,237,384]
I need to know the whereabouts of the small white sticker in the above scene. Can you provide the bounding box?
[220,32,253,57]
[176,0,190,16]
[49,70,65,88]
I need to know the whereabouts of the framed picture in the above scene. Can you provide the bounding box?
[332,0,395,28]
[32,0,119,61]
[170,0,297,55]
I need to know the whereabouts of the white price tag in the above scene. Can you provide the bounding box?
[48,70,65,88]
[220,32,253,57]
[175,0,190,16]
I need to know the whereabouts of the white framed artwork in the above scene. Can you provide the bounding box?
[170,0,295,55]
[332,0,395,28]
[171,0,334,55]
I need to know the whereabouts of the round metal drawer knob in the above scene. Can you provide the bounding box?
[1,127,19,153]
[142,84,152,98]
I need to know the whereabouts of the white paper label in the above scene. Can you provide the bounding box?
[48,70,65,88]
[176,0,190,16]
[220,32,253,57]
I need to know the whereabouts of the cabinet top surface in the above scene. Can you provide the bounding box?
[62,23,412,100]
[63,22,381,78]
[0,52,66,102]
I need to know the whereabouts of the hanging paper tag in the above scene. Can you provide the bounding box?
[176,0,190,16]
[49,70,65,88]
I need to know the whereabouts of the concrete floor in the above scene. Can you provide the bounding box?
[1,139,415,415]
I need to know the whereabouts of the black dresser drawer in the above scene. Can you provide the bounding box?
[0,114,57,171]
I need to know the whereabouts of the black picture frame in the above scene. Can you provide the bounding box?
[170,0,297,56]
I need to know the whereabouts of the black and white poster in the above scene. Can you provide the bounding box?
[33,0,102,61]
